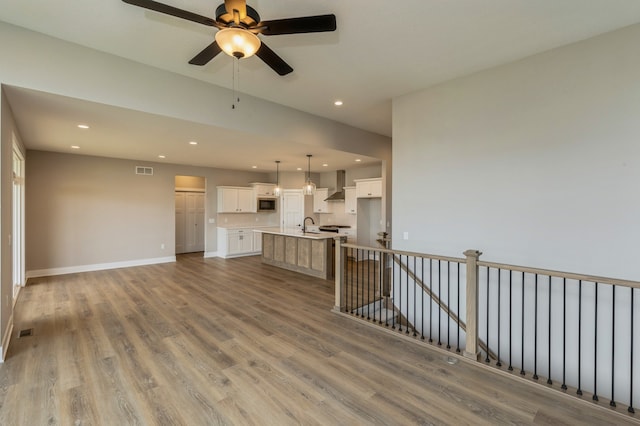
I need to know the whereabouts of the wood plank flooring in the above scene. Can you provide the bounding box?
[1,253,636,425]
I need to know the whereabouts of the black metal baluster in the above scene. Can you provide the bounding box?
[547,276,552,385]
[413,256,417,337]
[377,250,381,324]
[398,255,403,332]
[438,260,442,344]
[630,288,635,414]
[352,248,356,314]
[497,269,502,367]
[406,255,410,334]
[384,251,389,326]
[610,285,616,407]
[457,262,461,352]
[509,270,513,371]
[350,248,354,313]
[485,267,490,362]
[562,277,567,390]
[447,261,451,349]
[356,248,361,316]
[345,247,349,312]
[577,280,583,396]
[367,249,371,320]
[593,282,599,402]
[356,249,364,318]
[521,271,525,376]
[429,259,433,343]
[533,273,539,380]
[421,257,425,340]
[392,254,396,329]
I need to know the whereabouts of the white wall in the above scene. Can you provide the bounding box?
[393,23,640,281]
[25,151,271,273]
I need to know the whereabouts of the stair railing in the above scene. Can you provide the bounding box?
[333,238,639,418]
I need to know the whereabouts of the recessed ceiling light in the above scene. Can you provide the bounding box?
[322,163,328,167]
[252,165,257,169]
[189,141,198,145]
[296,167,302,171]
[158,155,166,159]
[355,158,362,162]
[334,100,343,106]
[77,124,89,129]
[70,145,80,149]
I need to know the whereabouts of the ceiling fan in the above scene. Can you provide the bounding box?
[122,0,337,76]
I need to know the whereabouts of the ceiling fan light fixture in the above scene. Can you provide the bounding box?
[215,27,261,59]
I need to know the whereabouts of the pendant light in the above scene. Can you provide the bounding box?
[274,160,281,197]
[302,154,316,195]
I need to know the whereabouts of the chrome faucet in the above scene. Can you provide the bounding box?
[302,216,315,233]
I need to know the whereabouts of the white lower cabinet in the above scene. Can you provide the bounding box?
[217,227,261,258]
[253,231,262,252]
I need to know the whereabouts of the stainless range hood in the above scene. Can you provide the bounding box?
[324,170,346,201]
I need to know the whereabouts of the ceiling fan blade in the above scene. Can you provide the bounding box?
[122,0,217,26]
[255,43,293,76]
[224,0,247,20]
[258,14,336,36]
[188,41,223,66]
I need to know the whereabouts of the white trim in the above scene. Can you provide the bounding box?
[175,187,205,193]
[26,256,176,279]
[1,315,14,362]
[218,252,260,259]
[204,251,219,258]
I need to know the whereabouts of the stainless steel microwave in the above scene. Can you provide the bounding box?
[257,198,277,212]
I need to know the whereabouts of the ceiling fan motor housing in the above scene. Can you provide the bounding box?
[215,4,260,28]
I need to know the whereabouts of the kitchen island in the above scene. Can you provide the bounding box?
[255,228,337,280]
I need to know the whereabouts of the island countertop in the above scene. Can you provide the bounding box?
[253,227,337,240]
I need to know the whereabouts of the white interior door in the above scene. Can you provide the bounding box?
[282,190,304,230]
[176,191,205,254]
[186,192,205,252]
[175,192,186,254]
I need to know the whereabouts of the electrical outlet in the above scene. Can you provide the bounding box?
[403,232,409,240]
[161,243,165,249]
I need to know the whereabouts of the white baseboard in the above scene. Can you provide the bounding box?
[204,251,219,258]
[26,256,176,279]
[0,314,14,362]
[218,252,260,259]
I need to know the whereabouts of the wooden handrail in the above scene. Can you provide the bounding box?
[477,260,640,289]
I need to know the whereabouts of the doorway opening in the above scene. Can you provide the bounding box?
[175,175,206,256]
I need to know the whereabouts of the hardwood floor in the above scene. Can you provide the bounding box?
[1,254,636,425]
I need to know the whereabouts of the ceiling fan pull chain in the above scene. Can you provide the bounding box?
[232,56,237,109]
[237,57,241,105]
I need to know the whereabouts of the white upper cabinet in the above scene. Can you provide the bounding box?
[355,178,382,198]
[251,183,277,198]
[313,188,331,213]
[344,186,356,214]
[217,187,257,213]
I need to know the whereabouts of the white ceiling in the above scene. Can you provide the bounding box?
[2,0,640,171]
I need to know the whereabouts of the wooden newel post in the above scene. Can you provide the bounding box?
[333,236,347,312]
[463,249,482,360]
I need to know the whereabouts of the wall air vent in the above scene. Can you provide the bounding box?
[136,166,154,176]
